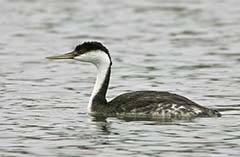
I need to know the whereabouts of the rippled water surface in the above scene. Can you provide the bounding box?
[1,0,240,156]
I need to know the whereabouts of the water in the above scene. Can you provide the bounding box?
[1,0,240,156]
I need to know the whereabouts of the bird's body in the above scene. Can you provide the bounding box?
[47,41,221,120]
[107,91,220,119]
[89,91,220,119]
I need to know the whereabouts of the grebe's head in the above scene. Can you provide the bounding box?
[47,41,111,66]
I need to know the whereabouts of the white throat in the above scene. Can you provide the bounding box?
[75,51,111,113]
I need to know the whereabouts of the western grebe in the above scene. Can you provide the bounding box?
[47,41,221,120]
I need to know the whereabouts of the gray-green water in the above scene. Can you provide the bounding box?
[1,0,240,156]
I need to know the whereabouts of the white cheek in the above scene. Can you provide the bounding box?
[74,51,110,66]
[75,53,94,62]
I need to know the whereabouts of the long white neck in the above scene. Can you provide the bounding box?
[88,59,111,112]
[75,51,112,113]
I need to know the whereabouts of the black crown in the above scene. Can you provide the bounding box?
[75,41,109,54]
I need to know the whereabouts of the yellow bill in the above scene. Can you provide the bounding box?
[46,52,75,59]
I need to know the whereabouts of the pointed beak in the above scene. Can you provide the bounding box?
[46,51,76,60]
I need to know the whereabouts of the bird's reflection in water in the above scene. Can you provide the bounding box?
[91,116,111,135]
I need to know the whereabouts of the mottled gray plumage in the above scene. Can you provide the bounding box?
[109,91,220,119]
[90,91,221,119]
